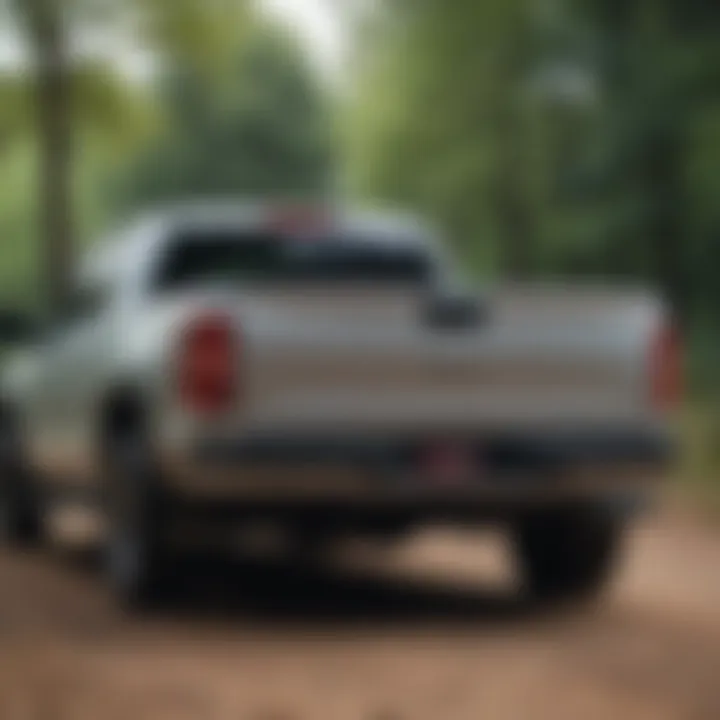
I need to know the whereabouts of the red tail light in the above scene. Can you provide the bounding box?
[178,313,238,416]
[649,321,683,411]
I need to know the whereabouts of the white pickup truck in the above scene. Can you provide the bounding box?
[0,201,676,607]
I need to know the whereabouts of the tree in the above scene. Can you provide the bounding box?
[4,0,249,307]
[121,20,333,209]
[346,0,720,311]
[565,0,720,318]
[20,0,72,307]
[344,0,544,277]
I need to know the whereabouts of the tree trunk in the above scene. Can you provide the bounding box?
[494,98,534,279]
[24,0,73,309]
[645,126,686,321]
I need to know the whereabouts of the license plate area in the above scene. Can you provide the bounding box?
[416,440,479,486]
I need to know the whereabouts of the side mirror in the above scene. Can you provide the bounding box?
[0,309,39,346]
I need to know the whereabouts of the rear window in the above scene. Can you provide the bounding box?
[153,231,434,290]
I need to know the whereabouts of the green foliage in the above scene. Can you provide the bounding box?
[345,0,720,382]
[0,0,253,306]
[344,0,548,277]
[0,0,334,307]
[0,140,40,308]
[119,21,333,209]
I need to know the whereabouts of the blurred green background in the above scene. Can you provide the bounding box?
[0,0,719,491]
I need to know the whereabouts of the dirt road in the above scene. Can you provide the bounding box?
[1,511,720,720]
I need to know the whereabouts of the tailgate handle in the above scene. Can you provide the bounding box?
[422,292,488,331]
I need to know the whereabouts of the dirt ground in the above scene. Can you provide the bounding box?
[2,508,720,720]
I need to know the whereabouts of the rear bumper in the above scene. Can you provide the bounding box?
[192,428,672,465]
[158,427,674,510]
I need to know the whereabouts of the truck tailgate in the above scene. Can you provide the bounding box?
[234,285,662,433]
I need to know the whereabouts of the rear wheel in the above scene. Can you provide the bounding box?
[514,504,624,604]
[104,432,177,609]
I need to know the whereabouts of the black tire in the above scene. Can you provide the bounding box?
[104,432,177,609]
[514,504,624,604]
[0,411,42,547]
